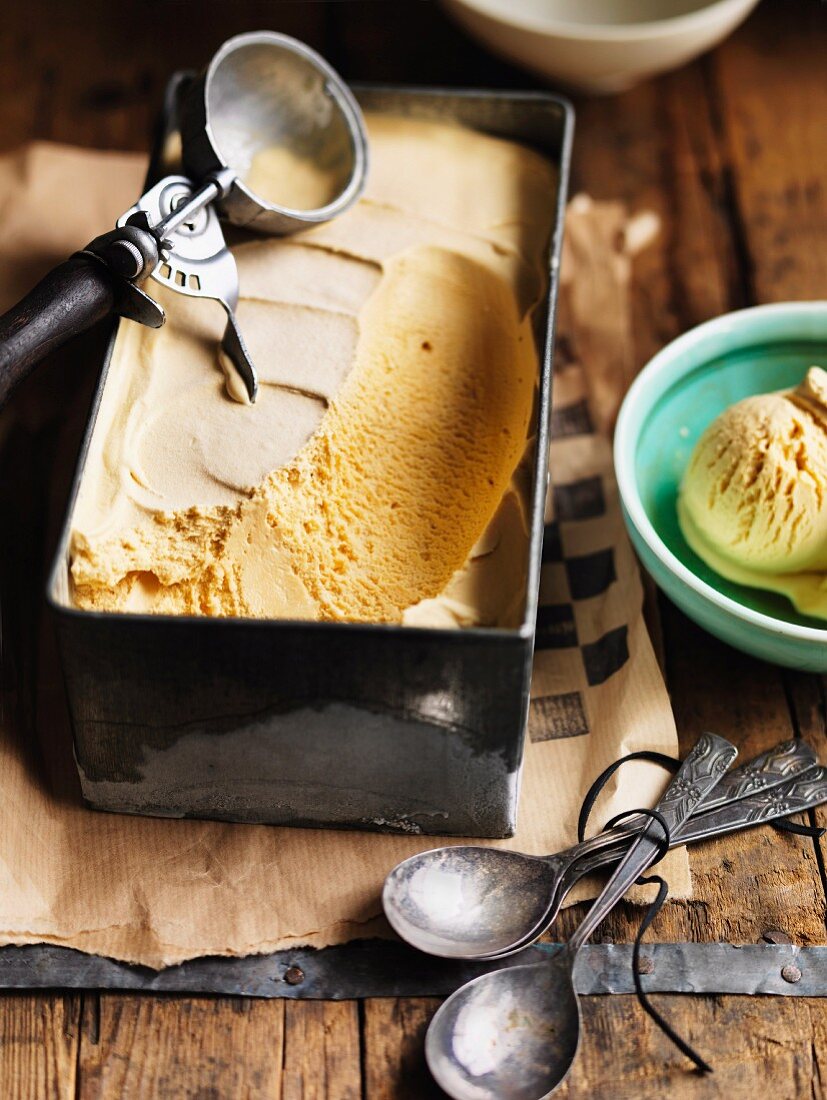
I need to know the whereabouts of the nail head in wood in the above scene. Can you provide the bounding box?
[762,929,792,945]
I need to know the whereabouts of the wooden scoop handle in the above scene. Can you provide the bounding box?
[0,255,115,410]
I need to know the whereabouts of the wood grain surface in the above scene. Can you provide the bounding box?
[0,1,826,1096]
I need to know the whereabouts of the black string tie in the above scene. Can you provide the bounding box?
[579,751,710,1073]
[578,748,827,1074]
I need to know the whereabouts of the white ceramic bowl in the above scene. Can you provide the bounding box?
[441,0,761,93]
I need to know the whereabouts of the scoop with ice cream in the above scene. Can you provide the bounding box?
[678,366,827,619]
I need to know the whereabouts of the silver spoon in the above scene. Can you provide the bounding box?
[383,738,812,960]
[425,733,736,1100]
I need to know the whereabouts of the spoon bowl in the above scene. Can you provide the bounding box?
[426,955,580,1100]
[382,846,562,959]
[384,739,816,962]
[423,734,736,1098]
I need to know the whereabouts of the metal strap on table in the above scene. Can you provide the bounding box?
[0,939,822,999]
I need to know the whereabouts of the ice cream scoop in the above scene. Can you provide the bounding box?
[0,32,368,408]
[678,366,827,619]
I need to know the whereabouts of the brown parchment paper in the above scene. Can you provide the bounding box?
[0,143,689,969]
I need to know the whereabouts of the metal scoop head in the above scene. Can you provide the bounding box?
[182,31,369,233]
[126,31,369,403]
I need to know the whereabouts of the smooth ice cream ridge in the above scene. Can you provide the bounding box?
[70,114,556,625]
[678,366,827,620]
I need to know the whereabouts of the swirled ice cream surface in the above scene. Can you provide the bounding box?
[70,114,556,625]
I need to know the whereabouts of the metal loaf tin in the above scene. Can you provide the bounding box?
[47,82,573,838]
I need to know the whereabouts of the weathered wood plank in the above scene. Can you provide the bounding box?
[0,994,79,1100]
[282,1001,361,1100]
[557,995,821,1099]
[333,0,521,86]
[569,49,745,415]
[713,1,827,305]
[0,0,328,153]
[77,994,284,1098]
[783,670,827,907]
[362,998,443,1100]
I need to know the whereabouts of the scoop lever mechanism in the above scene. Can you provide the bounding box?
[118,171,257,403]
[0,168,259,409]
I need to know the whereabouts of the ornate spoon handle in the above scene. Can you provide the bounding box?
[677,763,827,843]
[548,738,816,871]
[570,765,827,882]
[696,738,815,810]
[567,733,737,953]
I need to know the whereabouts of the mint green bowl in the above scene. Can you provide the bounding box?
[614,301,827,672]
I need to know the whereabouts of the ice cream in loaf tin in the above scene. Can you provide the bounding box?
[70,114,557,625]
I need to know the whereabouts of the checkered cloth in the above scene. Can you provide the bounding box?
[531,360,637,741]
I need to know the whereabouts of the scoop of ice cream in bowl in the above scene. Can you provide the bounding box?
[679,365,827,616]
[614,302,827,672]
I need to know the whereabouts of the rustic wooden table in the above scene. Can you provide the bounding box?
[0,0,825,1095]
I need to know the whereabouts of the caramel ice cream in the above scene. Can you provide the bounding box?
[70,114,556,624]
[245,145,343,211]
[678,366,827,619]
